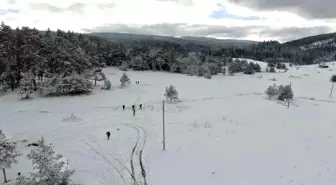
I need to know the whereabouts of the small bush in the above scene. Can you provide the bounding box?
[222,67,226,75]
[265,84,279,99]
[101,79,111,90]
[278,85,294,101]
[244,64,255,75]
[253,63,261,72]
[265,84,294,101]
[269,66,276,73]
[120,73,130,87]
[18,72,34,100]
[204,71,212,79]
[164,85,179,102]
[276,63,286,69]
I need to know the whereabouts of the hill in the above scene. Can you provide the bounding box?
[285,32,336,47]
[89,32,257,50]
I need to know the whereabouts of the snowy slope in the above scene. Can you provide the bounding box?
[300,38,336,50]
[1,62,336,185]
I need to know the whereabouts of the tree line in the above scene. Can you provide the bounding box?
[1,22,335,95]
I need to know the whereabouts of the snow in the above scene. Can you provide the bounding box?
[1,61,336,185]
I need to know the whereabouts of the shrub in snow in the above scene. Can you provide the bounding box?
[62,113,82,122]
[278,85,294,101]
[204,71,212,79]
[15,138,76,185]
[101,79,111,90]
[253,63,261,72]
[120,73,130,87]
[276,63,286,69]
[0,130,21,183]
[222,66,226,75]
[244,64,254,75]
[265,84,294,101]
[18,72,34,100]
[197,65,209,77]
[329,75,336,97]
[269,66,276,73]
[265,84,279,99]
[164,85,179,102]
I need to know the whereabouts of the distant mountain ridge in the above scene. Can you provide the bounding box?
[285,32,336,47]
[88,31,336,64]
[89,32,258,49]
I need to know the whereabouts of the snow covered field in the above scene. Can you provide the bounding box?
[1,62,336,185]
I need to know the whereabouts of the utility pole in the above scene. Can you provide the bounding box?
[162,101,166,151]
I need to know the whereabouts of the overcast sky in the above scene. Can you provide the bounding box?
[1,0,336,42]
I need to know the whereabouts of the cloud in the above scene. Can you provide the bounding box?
[0,8,20,15]
[209,9,259,20]
[29,3,63,13]
[156,0,194,6]
[228,0,336,19]
[1,0,336,42]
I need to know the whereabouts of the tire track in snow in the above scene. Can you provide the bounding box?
[83,139,129,185]
[125,124,148,185]
[88,137,140,185]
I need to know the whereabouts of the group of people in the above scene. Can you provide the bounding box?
[122,104,143,115]
[106,104,143,140]
[106,80,142,140]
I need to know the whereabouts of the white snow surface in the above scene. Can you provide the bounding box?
[1,61,336,185]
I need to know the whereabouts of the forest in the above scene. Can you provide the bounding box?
[1,22,336,96]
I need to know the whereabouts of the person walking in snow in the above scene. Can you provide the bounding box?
[106,131,111,140]
[122,105,125,110]
[139,104,142,110]
[132,105,136,116]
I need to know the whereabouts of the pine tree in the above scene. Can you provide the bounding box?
[0,130,21,183]
[25,138,75,185]
[18,72,34,99]
[60,72,93,95]
[278,85,294,101]
[244,63,255,75]
[120,73,130,87]
[330,75,336,97]
[164,85,179,102]
[265,84,279,99]
[254,63,261,72]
